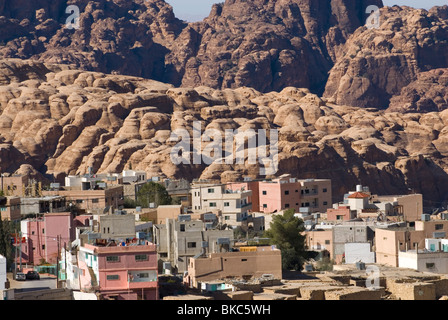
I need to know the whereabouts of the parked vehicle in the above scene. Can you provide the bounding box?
[26,271,40,280]
[15,272,26,281]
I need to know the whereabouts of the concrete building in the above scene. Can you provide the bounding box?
[20,196,66,216]
[0,196,21,221]
[98,213,136,241]
[185,246,282,289]
[153,218,234,274]
[375,227,426,267]
[332,224,374,264]
[20,212,75,264]
[78,239,158,300]
[43,185,124,214]
[191,181,252,226]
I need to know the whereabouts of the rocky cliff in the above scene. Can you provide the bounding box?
[1,58,448,205]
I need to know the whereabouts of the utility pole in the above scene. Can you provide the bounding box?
[56,235,60,289]
[19,230,22,272]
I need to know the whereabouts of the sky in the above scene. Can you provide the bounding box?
[165,0,448,22]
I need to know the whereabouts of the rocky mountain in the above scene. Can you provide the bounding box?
[1,58,448,205]
[3,0,448,111]
[0,0,383,95]
[324,5,448,110]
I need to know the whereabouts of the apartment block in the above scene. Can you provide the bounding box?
[228,176,332,214]
[191,182,251,226]
[298,178,332,213]
[98,213,136,240]
[78,239,158,300]
[153,218,234,274]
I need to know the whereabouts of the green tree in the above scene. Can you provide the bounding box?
[264,209,307,271]
[136,182,173,208]
[0,218,14,266]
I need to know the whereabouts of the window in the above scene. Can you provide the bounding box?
[107,275,119,280]
[323,188,327,193]
[435,224,444,230]
[323,201,328,206]
[263,204,267,208]
[224,202,230,207]
[295,190,299,193]
[262,191,267,195]
[426,263,435,269]
[42,229,45,234]
[180,224,185,232]
[285,204,290,208]
[42,245,45,250]
[76,199,83,204]
[135,254,148,262]
[225,216,230,220]
[241,259,247,262]
[106,256,120,262]
[284,190,289,195]
[209,202,217,207]
[92,198,99,203]
[187,242,197,248]
[325,240,330,245]
[208,188,214,193]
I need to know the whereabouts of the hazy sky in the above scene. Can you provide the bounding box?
[166,0,448,21]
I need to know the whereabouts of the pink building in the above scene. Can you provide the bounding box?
[257,176,301,213]
[327,205,357,221]
[79,240,158,300]
[20,212,75,264]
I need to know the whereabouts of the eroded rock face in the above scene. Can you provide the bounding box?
[1,59,448,204]
[324,6,448,109]
[0,0,383,95]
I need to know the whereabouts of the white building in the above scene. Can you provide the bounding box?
[0,254,6,291]
[399,250,448,274]
[191,182,252,227]
[344,243,375,264]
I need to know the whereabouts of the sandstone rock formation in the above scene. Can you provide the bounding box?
[324,5,448,109]
[0,0,382,95]
[1,58,448,205]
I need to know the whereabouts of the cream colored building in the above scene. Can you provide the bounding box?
[191,182,252,227]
